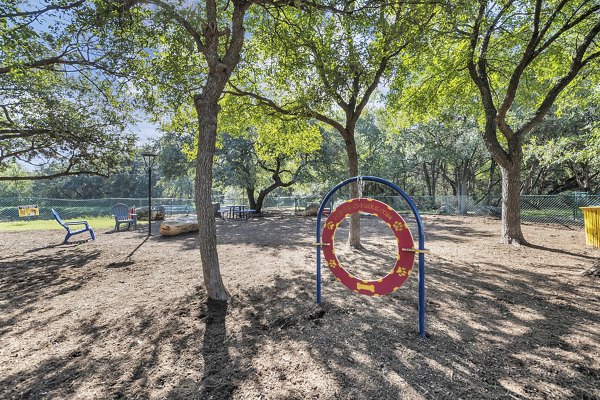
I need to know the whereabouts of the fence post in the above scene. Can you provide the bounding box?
[572,192,586,221]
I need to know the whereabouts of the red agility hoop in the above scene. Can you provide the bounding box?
[321,198,415,296]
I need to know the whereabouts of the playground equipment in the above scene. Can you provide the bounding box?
[315,176,427,337]
[160,216,199,236]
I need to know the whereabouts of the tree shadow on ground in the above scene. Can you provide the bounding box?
[0,284,266,400]
[1,257,598,399]
[170,215,316,253]
[1,216,598,399]
[197,299,235,399]
[524,242,598,260]
[422,217,497,242]
[0,247,101,337]
[220,259,599,399]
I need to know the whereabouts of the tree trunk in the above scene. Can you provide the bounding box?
[246,187,257,210]
[441,166,457,196]
[344,136,362,249]
[255,181,284,213]
[457,175,468,215]
[422,162,437,210]
[430,161,438,202]
[195,94,229,301]
[482,113,527,245]
[255,188,272,214]
[486,158,496,206]
[423,162,432,196]
[499,160,526,245]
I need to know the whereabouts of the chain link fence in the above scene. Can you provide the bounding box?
[1,193,599,226]
[0,197,196,221]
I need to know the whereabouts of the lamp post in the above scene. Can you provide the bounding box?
[141,152,157,236]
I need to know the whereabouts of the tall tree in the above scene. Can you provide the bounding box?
[460,0,600,244]
[97,0,349,300]
[229,2,436,248]
[215,132,315,213]
[216,95,321,213]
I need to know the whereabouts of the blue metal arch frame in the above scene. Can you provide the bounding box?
[316,176,427,338]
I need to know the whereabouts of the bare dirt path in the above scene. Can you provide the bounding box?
[0,214,598,399]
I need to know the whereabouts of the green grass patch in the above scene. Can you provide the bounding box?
[521,208,580,218]
[0,217,147,232]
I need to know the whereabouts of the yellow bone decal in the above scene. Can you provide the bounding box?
[356,282,375,292]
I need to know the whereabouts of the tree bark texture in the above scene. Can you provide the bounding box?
[189,0,247,301]
[246,187,257,210]
[345,136,362,248]
[255,189,271,213]
[195,95,229,300]
[485,121,528,245]
[160,217,199,236]
[486,158,496,206]
[457,175,468,215]
[499,161,526,245]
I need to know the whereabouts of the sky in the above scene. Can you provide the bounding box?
[133,121,161,144]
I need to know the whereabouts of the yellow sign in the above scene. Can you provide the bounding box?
[18,204,39,217]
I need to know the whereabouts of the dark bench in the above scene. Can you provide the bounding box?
[240,209,256,219]
[164,205,194,216]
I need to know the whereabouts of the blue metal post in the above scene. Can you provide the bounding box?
[418,248,426,338]
[316,216,322,304]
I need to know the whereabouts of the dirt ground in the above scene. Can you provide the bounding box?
[0,212,599,399]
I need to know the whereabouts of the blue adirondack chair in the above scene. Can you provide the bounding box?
[51,209,95,243]
[112,203,137,231]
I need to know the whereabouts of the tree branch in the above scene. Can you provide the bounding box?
[307,41,349,111]
[0,49,71,75]
[226,83,347,135]
[354,46,404,118]
[0,128,57,140]
[142,0,206,53]
[467,2,493,109]
[0,169,109,181]
[496,0,538,124]
[223,0,251,73]
[519,18,600,136]
[534,3,600,57]
[0,0,85,18]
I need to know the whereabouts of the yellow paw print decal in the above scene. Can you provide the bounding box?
[393,221,405,231]
[326,222,335,230]
[328,259,338,269]
[396,268,408,277]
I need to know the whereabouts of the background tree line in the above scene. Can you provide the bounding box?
[4,103,598,204]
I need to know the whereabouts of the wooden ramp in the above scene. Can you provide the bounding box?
[160,216,199,236]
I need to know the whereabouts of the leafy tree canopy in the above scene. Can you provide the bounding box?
[0,0,138,181]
